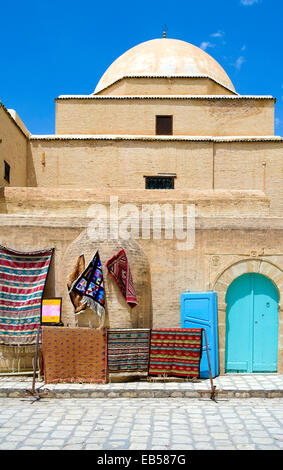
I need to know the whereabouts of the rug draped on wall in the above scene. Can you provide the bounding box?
[68,251,105,320]
[0,245,53,345]
[104,249,138,308]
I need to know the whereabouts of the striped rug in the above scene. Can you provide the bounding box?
[107,329,150,373]
[0,245,53,345]
[149,328,202,378]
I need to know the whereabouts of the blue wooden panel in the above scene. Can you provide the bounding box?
[253,274,278,372]
[225,273,278,373]
[181,291,218,378]
[225,274,253,373]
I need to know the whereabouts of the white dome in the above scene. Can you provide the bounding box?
[94,38,235,94]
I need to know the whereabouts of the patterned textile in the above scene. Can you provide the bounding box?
[67,254,87,314]
[41,326,107,383]
[0,245,53,345]
[104,249,138,308]
[69,251,105,318]
[107,329,150,373]
[149,328,202,378]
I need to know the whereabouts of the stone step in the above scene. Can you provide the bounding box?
[0,374,283,399]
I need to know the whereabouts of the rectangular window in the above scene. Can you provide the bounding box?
[4,161,10,183]
[156,115,173,135]
[145,176,175,189]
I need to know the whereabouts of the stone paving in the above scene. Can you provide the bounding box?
[0,374,282,398]
[0,397,282,450]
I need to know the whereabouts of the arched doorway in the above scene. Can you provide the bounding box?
[225,273,279,373]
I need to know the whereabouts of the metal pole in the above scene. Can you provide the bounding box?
[203,328,217,401]
[24,326,49,401]
[31,327,41,395]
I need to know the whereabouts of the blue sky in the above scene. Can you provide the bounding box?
[0,0,282,135]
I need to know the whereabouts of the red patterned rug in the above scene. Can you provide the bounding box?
[149,328,202,378]
[104,250,138,308]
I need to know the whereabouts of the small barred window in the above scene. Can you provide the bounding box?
[145,176,175,189]
[4,161,10,183]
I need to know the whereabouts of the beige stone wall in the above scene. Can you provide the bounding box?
[97,77,235,96]
[28,140,214,190]
[214,142,283,214]
[55,98,274,136]
[28,139,283,216]
[0,187,270,218]
[6,109,30,138]
[0,107,27,187]
[0,214,282,373]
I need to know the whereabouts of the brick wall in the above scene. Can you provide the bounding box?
[55,98,274,136]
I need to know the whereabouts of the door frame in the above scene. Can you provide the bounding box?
[212,258,282,374]
[225,272,279,373]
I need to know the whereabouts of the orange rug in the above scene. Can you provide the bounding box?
[42,326,107,383]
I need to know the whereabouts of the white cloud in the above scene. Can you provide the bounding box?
[241,45,247,51]
[240,0,260,5]
[199,41,215,51]
[234,56,245,70]
[210,30,225,38]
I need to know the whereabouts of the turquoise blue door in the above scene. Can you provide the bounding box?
[225,273,278,373]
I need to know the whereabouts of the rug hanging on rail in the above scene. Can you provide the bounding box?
[0,245,53,345]
[69,251,105,318]
[41,326,107,384]
[148,328,203,378]
[104,249,138,308]
[107,329,150,373]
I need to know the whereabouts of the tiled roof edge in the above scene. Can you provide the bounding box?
[55,94,275,101]
[30,135,283,142]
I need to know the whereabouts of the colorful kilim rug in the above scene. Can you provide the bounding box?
[107,329,150,373]
[69,251,105,318]
[0,245,53,345]
[104,249,138,308]
[42,326,107,384]
[149,328,203,378]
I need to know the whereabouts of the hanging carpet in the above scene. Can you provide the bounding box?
[104,249,138,308]
[107,328,150,373]
[149,328,202,378]
[41,326,107,383]
[69,251,105,318]
[67,254,87,314]
[0,245,53,345]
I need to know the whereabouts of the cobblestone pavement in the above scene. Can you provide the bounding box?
[0,397,282,450]
[0,374,282,398]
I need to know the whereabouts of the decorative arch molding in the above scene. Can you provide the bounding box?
[212,257,283,374]
[213,258,283,307]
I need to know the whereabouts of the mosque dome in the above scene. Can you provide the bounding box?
[94,37,235,94]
